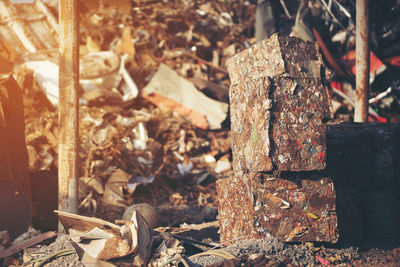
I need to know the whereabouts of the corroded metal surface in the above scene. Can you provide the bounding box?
[220,34,336,244]
[217,174,338,244]
[218,123,400,244]
[250,173,338,243]
[228,34,331,172]
[216,176,259,244]
[230,77,274,173]
[227,34,324,85]
[272,122,326,171]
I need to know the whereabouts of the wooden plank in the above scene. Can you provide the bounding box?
[0,1,37,52]
[58,0,80,221]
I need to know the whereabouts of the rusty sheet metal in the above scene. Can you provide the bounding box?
[217,173,338,244]
[228,34,331,172]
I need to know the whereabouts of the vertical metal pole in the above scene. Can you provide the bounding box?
[58,0,79,230]
[355,0,370,122]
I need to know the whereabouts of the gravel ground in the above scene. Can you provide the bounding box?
[23,235,82,267]
[188,236,360,266]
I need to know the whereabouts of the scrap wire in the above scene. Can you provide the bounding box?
[331,86,380,117]
[318,0,352,34]
[332,0,352,19]
[211,235,245,249]
[172,234,215,248]
[177,48,229,74]
[29,248,75,267]
[280,0,292,19]
[295,0,306,26]
[189,249,236,260]
[160,256,190,267]
[369,87,392,104]
[79,191,97,214]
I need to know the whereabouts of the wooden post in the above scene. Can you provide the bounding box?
[58,0,79,230]
[355,0,370,122]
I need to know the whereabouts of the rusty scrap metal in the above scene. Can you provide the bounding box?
[227,34,331,173]
[58,0,79,220]
[355,0,370,122]
[219,34,336,244]
[217,176,258,244]
[218,123,400,244]
[217,173,338,244]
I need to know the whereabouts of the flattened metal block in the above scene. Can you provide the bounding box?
[217,174,338,244]
[228,34,331,172]
[251,174,338,243]
[227,33,323,85]
[216,176,259,243]
[272,122,327,170]
[272,78,331,124]
[230,77,274,173]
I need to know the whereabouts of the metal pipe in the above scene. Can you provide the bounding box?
[355,0,370,122]
[58,0,79,229]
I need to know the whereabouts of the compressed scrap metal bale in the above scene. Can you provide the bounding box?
[216,176,259,242]
[217,173,338,244]
[227,33,331,172]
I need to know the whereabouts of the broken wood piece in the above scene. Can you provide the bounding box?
[227,33,331,172]
[0,1,36,53]
[55,210,121,234]
[0,0,59,55]
[181,49,229,74]
[34,0,58,34]
[143,91,209,129]
[0,231,57,259]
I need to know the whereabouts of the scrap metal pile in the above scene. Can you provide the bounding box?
[18,0,244,226]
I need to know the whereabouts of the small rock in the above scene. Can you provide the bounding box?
[215,159,231,173]
[202,206,218,221]
[122,203,160,229]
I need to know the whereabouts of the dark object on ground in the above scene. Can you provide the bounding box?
[0,76,32,239]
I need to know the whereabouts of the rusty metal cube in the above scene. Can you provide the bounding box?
[217,173,338,244]
[227,34,331,172]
